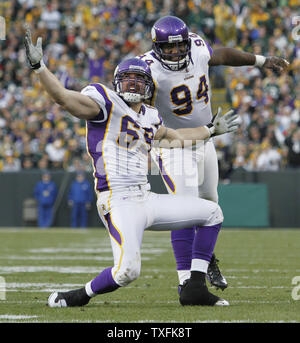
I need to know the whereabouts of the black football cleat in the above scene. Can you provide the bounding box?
[179,279,229,306]
[178,284,183,296]
[206,253,228,291]
[48,287,91,307]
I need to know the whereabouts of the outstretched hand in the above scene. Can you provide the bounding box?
[24,25,44,70]
[211,107,239,136]
[263,56,289,74]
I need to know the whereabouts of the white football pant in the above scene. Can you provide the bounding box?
[96,184,223,287]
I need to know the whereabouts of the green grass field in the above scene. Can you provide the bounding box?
[0,228,299,323]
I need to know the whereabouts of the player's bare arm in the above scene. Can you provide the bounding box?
[209,47,289,73]
[24,27,100,120]
[155,107,239,148]
[155,125,210,148]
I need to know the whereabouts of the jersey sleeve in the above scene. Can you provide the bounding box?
[156,112,163,128]
[80,83,113,123]
[189,33,212,63]
[152,109,163,132]
[204,40,213,59]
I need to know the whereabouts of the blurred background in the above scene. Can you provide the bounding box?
[0,0,299,228]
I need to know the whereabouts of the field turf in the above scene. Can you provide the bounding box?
[0,228,299,325]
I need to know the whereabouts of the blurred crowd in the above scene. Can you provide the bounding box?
[0,0,299,178]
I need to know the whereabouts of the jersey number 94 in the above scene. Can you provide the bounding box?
[170,75,209,116]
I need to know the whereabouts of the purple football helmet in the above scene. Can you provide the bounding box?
[113,58,154,103]
[151,16,191,71]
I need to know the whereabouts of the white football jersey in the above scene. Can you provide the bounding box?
[81,83,162,192]
[139,33,213,129]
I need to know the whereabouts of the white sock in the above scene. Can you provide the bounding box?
[177,270,191,285]
[191,259,209,274]
[85,281,97,298]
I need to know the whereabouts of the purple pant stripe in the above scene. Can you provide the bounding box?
[158,156,176,193]
[105,213,122,246]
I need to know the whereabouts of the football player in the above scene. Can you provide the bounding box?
[24,27,239,307]
[138,16,289,291]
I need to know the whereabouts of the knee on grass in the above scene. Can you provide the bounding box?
[114,261,141,287]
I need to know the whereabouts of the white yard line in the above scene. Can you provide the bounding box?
[2,298,294,305]
[5,282,83,288]
[223,268,300,273]
[0,255,114,261]
[0,255,151,261]
[4,282,293,291]
[27,248,166,254]
[0,315,39,320]
[0,266,104,273]
[0,265,299,275]
[0,319,297,323]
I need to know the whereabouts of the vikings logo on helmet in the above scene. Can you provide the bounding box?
[151,27,157,42]
[113,58,155,103]
[151,16,191,71]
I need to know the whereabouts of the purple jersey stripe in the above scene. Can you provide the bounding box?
[157,113,163,126]
[105,213,122,246]
[158,155,176,193]
[150,51,160,61]
[204,40,213,57]
[140,104,146,115]
[86,84,113,192]
[93,108,106,121]
[90,83,113,116]
[86,122,110,192]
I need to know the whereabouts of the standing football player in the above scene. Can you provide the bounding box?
[138,16,289,292]
[24,27,239,307]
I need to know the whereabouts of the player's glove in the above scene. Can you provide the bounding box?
[263,56,289,73]
[255,55,289,74]
[205,107,239,137]
[24,25,45,73]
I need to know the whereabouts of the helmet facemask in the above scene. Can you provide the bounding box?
[114,72,153,103]
[153,39,191,71]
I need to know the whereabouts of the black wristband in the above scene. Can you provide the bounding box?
[30,61,42,70]
[206,123,216,137]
